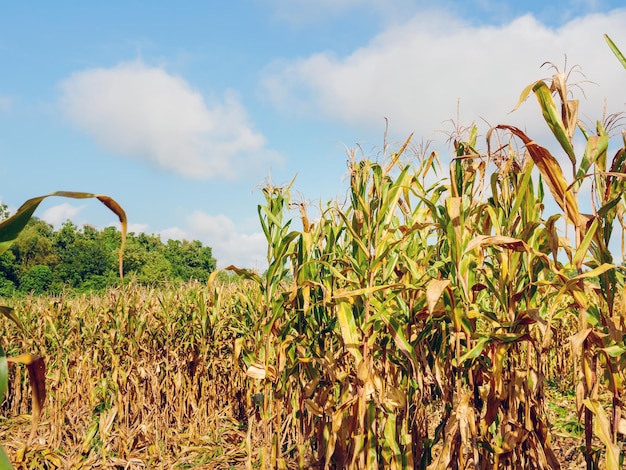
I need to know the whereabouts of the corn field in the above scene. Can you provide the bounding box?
[2,37,626,469]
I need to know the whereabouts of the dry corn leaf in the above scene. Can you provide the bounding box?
[495,125,582,227]
[426,279,450,315]
[7,353,46,430]
[584,398,621,470]
[245,363,266,380]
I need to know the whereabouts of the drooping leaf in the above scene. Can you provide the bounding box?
[0,306,24,333]
[584,398,621,470]
[496,125,583,227]
[569,328,592,357]
[7,354,46,429]
[0,191,127,277]
[465,235,528,253]
[426,279,450,315]
[224,265,262,284]
[246,363,267,380]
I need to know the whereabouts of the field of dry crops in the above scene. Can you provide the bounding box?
[0,277,618,469]
[3,43,626,470]
[1,282,251,468]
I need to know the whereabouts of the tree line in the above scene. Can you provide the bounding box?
[0,205,216,295]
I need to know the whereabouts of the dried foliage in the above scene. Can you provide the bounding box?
[1,280,249,469]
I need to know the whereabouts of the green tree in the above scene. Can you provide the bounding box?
[0,203,9,220]
[53,222,115,290]
[11,218,58,275]
[137,253,172,285]
[0,251,18,289]
[164,239,216,281]
[19,265,53,294]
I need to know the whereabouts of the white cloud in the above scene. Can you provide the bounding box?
[159,226,187,241]
[59,61,280,180]
[262,10,626,148]
[41,203,85,228]
[160,211,267,269]
[127,222,150,234]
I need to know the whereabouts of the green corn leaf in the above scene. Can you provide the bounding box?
[452,336,489,367]
[602,343,626,358]
[381,412,402,467]
[336,300,362,363]
[333,284,400,301]
[567,263,615,283]
[510,81,576,165]
[380,310,420,375]
[576,135,609,184]
[0,445,13,470]
[531,81,576,165]
[605,34,626,70]
[509,159,535,219]
[572,216,598,270]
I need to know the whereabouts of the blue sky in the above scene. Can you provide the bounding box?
[1,1,625,269]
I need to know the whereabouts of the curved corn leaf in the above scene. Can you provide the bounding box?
[496,125,583,227]
[566,263,615,284]
[584,398,620,470]
[0,191,127,277]
[0,306,23,333]
[426,279,450,315]
[576,135,609,184]
[7,354,46,430]
[224,265,262,284]
[380,309,419,374]
[452,337,489,367]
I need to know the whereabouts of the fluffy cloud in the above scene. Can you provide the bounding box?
[59,61,280,179]
[127,222,150,234]
[160,211,267,269]
[262,10,626,145]
[41,203,85,228]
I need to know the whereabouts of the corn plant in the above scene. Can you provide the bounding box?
[0,192,126,469]
[230,35,626,470]
[232,139,455,468]
[489,35,626,469]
